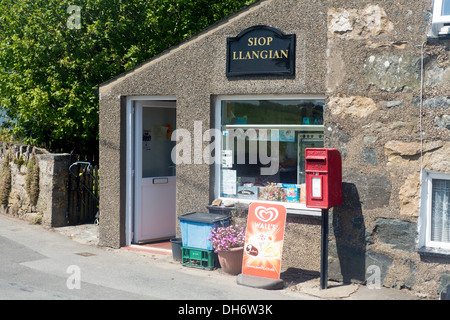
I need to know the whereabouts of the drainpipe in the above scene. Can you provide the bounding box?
[419,41,426,172]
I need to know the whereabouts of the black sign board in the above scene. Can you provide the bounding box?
[226,25,296,77]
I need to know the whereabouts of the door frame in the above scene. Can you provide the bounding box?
[125,96,177,246]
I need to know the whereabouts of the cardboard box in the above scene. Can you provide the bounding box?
[282,184,300,202]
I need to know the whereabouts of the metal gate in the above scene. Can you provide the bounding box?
[67,161,99,225]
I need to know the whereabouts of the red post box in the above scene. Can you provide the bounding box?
[305,148,342,209]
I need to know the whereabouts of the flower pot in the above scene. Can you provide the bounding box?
[217,247,244,275]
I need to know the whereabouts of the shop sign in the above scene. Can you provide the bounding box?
[242,202,287,280]
[226,25,296,77]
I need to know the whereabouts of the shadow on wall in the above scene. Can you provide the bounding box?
[330,182,366,284]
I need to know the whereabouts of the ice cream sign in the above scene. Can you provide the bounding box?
[242,203,287,280]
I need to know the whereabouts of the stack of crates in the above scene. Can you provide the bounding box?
[178,212,231,270]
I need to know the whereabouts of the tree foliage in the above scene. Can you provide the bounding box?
[0,0,254,155]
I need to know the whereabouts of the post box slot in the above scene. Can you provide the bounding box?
[305,159,327,172]
[306,159,326,164]
[305,155,326,160]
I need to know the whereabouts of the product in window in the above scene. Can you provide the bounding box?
[258,183,286,201]
[299,184,306,203]
[237,186,258,200]
[282,184,300,202]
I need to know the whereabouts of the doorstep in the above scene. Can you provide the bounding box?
[122,240,172,255]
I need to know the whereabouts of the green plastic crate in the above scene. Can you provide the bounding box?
[181,246,217,270]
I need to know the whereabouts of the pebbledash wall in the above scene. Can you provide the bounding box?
[98,0,450,298]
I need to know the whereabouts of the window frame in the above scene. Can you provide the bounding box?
[419,170,450,251]
[432,0,450,24]
[214,94,325,216]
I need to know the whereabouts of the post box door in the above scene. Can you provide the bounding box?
[306,173,329,208]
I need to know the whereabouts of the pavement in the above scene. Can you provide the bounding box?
[1,215,425,300]
[50,221,424,300]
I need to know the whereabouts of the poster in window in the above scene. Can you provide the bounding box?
[221,150,233,168]
[279,130,295,142]
[222,170,237,195]
[153,125,168,141]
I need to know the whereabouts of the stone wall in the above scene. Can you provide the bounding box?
[325,1,450,298]
[0,143,71,227]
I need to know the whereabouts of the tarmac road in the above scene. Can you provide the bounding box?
[0,214,423,302]
[0,214,309,301]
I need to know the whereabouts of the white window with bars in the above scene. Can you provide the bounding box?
[419,170,450,251]
[433,0,450,23]
[432,0,450,35]
[431,179,450,243]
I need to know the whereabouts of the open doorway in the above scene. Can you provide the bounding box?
[126,98,177,245]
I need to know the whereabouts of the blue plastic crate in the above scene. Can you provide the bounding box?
[179,212,230,250]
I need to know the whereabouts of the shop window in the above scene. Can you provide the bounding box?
[419,170,450,252]
[216,97,324,211]
[431,0,450,36]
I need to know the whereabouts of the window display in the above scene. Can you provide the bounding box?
[219,99,324,205]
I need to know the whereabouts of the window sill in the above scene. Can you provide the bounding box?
[418,246,450,258]
[218,197,322,217]
[427,34,450,42]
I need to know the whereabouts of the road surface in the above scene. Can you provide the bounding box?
[0,214,309,301]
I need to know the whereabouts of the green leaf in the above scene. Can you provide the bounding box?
[0,0,255,155]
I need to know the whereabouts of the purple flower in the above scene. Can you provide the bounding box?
[209,224,245,252]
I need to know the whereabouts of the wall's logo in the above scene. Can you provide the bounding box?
[254,206,279,223]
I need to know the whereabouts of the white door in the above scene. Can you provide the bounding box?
[134,101,176,243]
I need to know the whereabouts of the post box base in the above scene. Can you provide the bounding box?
[236,273,284,290]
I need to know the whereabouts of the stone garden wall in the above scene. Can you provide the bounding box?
[0,143,71,227]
